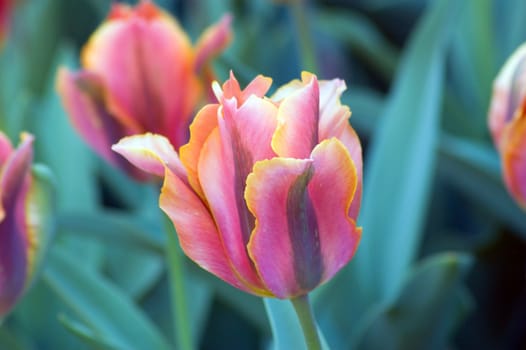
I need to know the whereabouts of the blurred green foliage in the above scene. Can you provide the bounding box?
[0,0,525,349]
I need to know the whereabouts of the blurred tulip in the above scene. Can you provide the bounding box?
[489,43,526,208]
[113,71,362,299]
[0,0,14,49]
[0,132,54,319]
[56,0,232,180]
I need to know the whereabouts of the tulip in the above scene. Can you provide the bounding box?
[113,71,362,299]
[0,0,14,49]
[0,132,54,319]
[488,43,526,208]
[56,0,232,180]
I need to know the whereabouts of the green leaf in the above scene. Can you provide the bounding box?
[16,0,62,96]
[448,0,496,140]
[358,253,473,350]
[56,212,165,254]
[185,262,269,334]
[58,314,122,350]
[315,9,399,81]
[264,299,305,350]
[494,0,526,66]
[105,249,163,300]
[43,247,171,350]
[314,0,464,346]
[0,327,26,350]
[342,87,385,135]
[264,298,329,350]
[32,45,105,270]
[356,0,464,302]
[438,134,526,236]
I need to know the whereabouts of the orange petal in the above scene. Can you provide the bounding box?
[179,104,220,198]
[502,108,526,208]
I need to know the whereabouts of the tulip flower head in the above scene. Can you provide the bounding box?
[0,132,53,319]
[113,71,363,299]
[57,0,232,180]
[489,43,526,208]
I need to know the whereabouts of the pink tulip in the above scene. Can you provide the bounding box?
[56,0,232,180]
[113,72,362,298]
[0,132,53,318]
[0,0,14,49]
[489,43,526,208]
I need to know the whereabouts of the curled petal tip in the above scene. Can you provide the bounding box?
[112,133,185,179]
[195,13,233,73]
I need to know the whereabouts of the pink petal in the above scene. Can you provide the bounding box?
[0,133,33,317]
[0,0,14,48]
[112,133,186,181]
[56,68,146,180]
[246,138,361,298]
[194,14,233,73]
[82,4,201,148]
[198,95,279,295]
[160,167,250,294]
[0,131,13,166]
[271,73,320,158]
[214,71,273,105]
[308,138,361,283]
[489,43,526,148]
[318,78,351,141]
[113,132,253,294]
[245,157,317,298]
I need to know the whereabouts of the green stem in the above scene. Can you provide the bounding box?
[163,214,194,350]
[290,294,322,350]
[290,0,318,73]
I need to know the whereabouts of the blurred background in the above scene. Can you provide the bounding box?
[0,0,525,349]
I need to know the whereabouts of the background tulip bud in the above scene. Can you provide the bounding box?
[488,43,526,208]
[57,0,232,181]
[0,132,54,319]
[113,71,362,299]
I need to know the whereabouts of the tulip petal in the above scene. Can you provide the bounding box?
[245,157,318,298]
[308,138,361,283]
[198,95,279,295]
[318,78,351,140]
[216,71,273,105]
[179,104,219,197]
[489,43,526,147]
[271,73,320,158]
[0,134,33,317]
[56,68,146,179]
[0,132,13,168]
[333,125,363,219]
[502,110,526,208]
[0,0,13,48]
[82,4,201,148]
[246,138,361,298]
[112,133,186,181]
[160,168,249,293]
[194,14,232,73]
[112,133,248,293]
